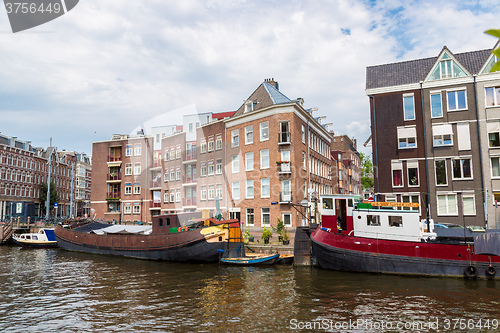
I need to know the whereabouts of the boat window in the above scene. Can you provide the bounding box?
[389,216,403,227]
[26,235,31,239]
[367,215,380,226]
[166,218,170,226]
[32,236,38,240]
[348,199,353,207]
[158,218,163,227]
[323,198,333,210]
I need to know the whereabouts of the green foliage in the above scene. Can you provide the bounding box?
[485,29,500,72]
[273,218,285,235]
[360,152,374,190]
[261,227,272,241]
[40,181,59,210]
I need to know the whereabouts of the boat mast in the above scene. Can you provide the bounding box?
[45,138,52,219]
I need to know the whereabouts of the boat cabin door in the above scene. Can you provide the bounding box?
[229,211,241,222]
[336,199,347,231]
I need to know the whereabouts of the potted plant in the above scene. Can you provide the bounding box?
[273,218,285,241]
[282,228,290,245]
[261,227,272,244]
[243,228,254,244]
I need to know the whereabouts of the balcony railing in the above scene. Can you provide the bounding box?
[152,161,162,168]
[182,198,196,206]
[182,152,197,163]
[107,155,122,162]
[150,180,161,188]
[182,175,197,184]
[151,202,161,208]
[278,162,291,174]
[278,132,291,144]
[107,173,122,181]
[106,191,121,200]
[279,192,292,203]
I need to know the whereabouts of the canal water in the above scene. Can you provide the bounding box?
[1,245,499,333]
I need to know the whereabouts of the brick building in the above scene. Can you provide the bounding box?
[331,135,362,196]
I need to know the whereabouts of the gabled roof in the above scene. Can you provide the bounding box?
[232,79,292,117]
[366,46,493,90]
[212,111,236,120]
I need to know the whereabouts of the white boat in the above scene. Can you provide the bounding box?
[12,228,58,248]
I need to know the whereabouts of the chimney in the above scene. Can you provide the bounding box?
[353,138,357,150]
[264,78,279,90]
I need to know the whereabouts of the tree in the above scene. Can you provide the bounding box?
[360,152,374,190]
[40,181,59,214]
[485,29,500,72]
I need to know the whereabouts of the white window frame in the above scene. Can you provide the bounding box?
[208,164,215,176]
[261,178,270,198]
[492,157,500,178]
[403,94,415,121]
[261,207,271,227]
[208,139,214,152]
[407,161,419,187]
[170,192,175,203]
[391,161,403,188]
[201,186,207,201]
[175,190,181,203]
[200,140,207,153]
[124,185,132,195]
[301,124,305,143]
[176,170,181,180]
[133,204,141,214]
[245,125,253,144]
[134,144,141,156]
[485,86,500,107]
[462,194,476,216]
[133,163,141,175]
[133,184,141,195]
[430,91,443,118]
[245,152,254,171]
[216,184,223,200]
[260,121,269,141]
[232,181,240,200]
[435,160,448,186]
[124,205,131,214]
[437,193,458,216]
[246,180,254,199]
[282,212,292,226]
[452,158,473,180]
[200,165,207,177]
[231,129,239,147]
[216,136,222,150]
[446,89,468,111]
[232,155,239,173]
[246,208,254,226]
[208,185,215,200]
[260,149,269,169]
[125,163,132,176]
[125,145,132,157]
[164,191,169,203]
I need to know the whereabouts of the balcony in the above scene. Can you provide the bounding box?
[279,192,292,203]
[150,180,162,189]
[182,198,196,207]
[107,173,122,182]
[278,132,291,145]
[107,155,122,162]
[150,202,161,209]
[278,162,291,174]
[182,152,197,164]
[151,161,162,169]
[106,191,121,200]
[182,175,197,185]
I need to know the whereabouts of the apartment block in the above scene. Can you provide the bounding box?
[331,135,362,196]
[366,43,500,227]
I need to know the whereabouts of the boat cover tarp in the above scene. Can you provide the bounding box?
[92,225,152,235]
[45,229,56,241]
[474,232,500,256]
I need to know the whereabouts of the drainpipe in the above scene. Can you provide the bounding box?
[473,75,487,227]
[368,96,379,199]
[420,82,431,232]
[224,123,228,219]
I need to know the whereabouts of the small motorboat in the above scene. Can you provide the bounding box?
[220,253,279,265]
[12,228,58,248]
[276,254,294,265]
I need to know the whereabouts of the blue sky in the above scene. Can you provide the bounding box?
[0,0,499,155]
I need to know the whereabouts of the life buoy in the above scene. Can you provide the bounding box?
[465,265,478,279]
[486,266,496,279]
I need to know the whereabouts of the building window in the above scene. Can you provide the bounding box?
[245,125,253,144]
[388,216,403,227]
[231,129,239,147]
[302,152,306,170]
[493,157,500,178]
[133,204,140,214]
[164,191,169,203]
[125,184,132,195]
[397,126,417,149]
[245,101,254,113]
[463,194,476,215]
[169,191,174,202]
[488,122,500,147]
[402,195,419,211]
[231,155,239,173]
[216,159,222,175]
[430,92,443,118]
[164,149,169,161]
[246,180,254,199]
[170,150,175,160]
[261,178,270,198]
[246,208,254,226]
[452,158,472,179]
[447,89,467,111]
[176,170,181,180]
[262,207,270,226]
[260,121,269,141]
[437,194,457,215]
[125,163,132,176]
[208,164,214,176]
[189,123,193,132]
[260,149,269,169]
[200,165,207,177]
[302,124,305,143]
[133,163,141,175]
[435,160,447,185]
[164,172,169,182]
[125,145,132,156]
[133,184,141,194]
[134,144,141,156]
[232,181,240,200]
[485,86,500,107]
[391,161,403,187]
[176,190,181,202]
[407,161,419,186]
[282,212,291,226]
[216,135,222,150]
[245,152,254,171]
[216,184,223,200]
[124,204,131,214]
[208,185,215,200]
[208,138,214,152]
[403,94,415,121]
[432,124,453,147]
[176,148,181,159]
[200,140,207,153]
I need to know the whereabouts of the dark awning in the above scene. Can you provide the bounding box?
[474,232,500,256]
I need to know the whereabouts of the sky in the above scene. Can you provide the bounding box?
[0,0,499,156]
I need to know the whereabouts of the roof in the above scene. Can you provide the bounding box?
[263,81,292,104]
[366,46,493,90]
[212,111,236,120]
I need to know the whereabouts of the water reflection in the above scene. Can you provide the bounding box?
[0,245,499,332]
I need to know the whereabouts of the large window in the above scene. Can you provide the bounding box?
[216,159,222,175]
[485,86,500,107]
[407,161,419,186]
[260,121,269,141]
[216,135,222,150]
[133,184,141,194]
[216,184,223,200]
[435,160,447,185]
[231,129,239,147]
[491,157,500,178]
[403,94,415,121]
[134,163,141,175]
[402,195,420,211]
[430,92,443,118]
[246,208,254,226]
[261,178,270,198]
[447,89,467,111]
[246,180,254,199]
[262,208,271,226]
[432,124,453,147]
[245,125,253,144]
[463,194,476,215]
[208,185,215,200]
[245,152,254,171]
[260,149,269,169]
[397,126,416,149]
[488,122,500,147]
[232,181,240,200]
[125,163,132,176]
[452,158,472,179]
[232,155,239,173]
[134,144,141,156]
[437,194,457,215]
[200,186,207,201]
[125,145,132,156]
[392,161,403,187]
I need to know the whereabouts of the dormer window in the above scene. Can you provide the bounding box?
[244,100,255,113]
[428,53,468,81]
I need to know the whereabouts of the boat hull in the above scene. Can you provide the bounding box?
[220,253,279,265]
[12,239,58,248]
[311,228,500,279]
[55,224,242,262]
